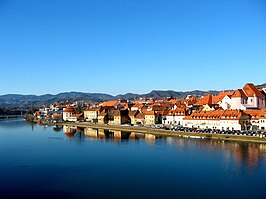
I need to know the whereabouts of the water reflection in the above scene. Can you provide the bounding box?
[64,126,161,144]
[234,143,262,170]
[63,125,77,138]
[83,127,154,141]
[1,120,266,198]
[61,125,266,170]
[53,124,63,132]
[63,126,85,141]
[168,137,266,171]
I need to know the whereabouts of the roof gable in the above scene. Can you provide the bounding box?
[198,94,212,105]
[243,83,264,97]
[231,89,247,98]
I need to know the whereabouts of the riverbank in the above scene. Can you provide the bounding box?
[64,122,266,144]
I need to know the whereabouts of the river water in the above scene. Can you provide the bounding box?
[0,119,266,199]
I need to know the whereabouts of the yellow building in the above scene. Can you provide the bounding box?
[98,110,108,124]
[83,107,101,122]
[113,110,121,125]
[144,111,156,126]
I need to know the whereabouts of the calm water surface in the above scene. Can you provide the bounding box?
[1,119,266,199]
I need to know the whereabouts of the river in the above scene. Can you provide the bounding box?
[1,119,266,199]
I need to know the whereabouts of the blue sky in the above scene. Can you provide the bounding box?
[0,0,265,95]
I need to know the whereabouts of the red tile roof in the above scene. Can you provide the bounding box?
[198,94,212,105]
[231,89,247,98]
[52,113,61,119]
[102,100,118,107]
[144,110,155,115]
[243,83,264,97]
[63,106,75,113]
[184,110,249,120]
[244,110,266,120]
[212,91,233,104]
[186,96,197,105]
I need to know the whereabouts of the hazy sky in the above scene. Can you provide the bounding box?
[1,0,265,95]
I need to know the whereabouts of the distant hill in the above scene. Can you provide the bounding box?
[257,83,266,89]
[0,90,219,107]
[0,83,264,107]
[120,90,220,99]
[0,92,113,107]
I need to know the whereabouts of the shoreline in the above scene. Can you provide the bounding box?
[63,122,266,144]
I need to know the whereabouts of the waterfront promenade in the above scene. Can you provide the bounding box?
[64,122,266,143]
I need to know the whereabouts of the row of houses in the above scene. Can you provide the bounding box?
[63,103,266,131]
[61,83,266,131]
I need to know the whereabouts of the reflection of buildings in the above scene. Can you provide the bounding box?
[84,128,98,138]
[53,124,63,132]
[135,133,145,139]
[259,144,266,153]
[63,126,84,141]
[145,133,156,145]
[114,130,121,139]
[145,133,156,140]
[129,132,136,139]
[63,126,266,170]
[84,128,135,141]
[77,126,163,143]
[63,125,77,138]
[81,128,160,142]
[169,137,266,170]
[98,129,106,138]
[234,143,261,169]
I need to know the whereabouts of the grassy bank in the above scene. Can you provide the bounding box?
[63,122,266,144]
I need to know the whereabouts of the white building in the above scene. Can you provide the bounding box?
[162,109,186,126]
[259,116,266,131]
[63,106,77,122]
[231,83,265,110]
[183,110,250,130]
[219,95,232,110]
